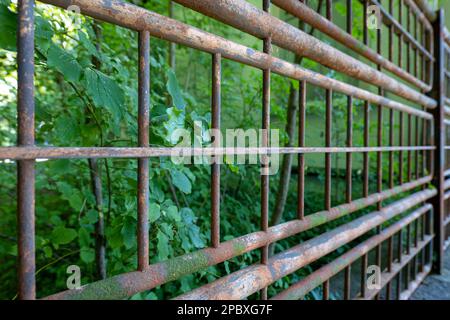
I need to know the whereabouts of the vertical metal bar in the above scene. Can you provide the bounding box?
[137,31,150,271]
[17,0,36,300]
[326,0,332,21]
[375,21,383,279]
[346,0,353,205]
[344,265,351,300]
[363,101,369,198]
[325,0,332,211]
[431,10,445,274]
[298,80,306,220]
[414,12,418,78]
[323,280,330,300]
[261,0,271,300]
[346,0,352,37]
[325,89,332,210]
[398,0,403,71]
[168,1,176,69]
[406,4,411,74]
[415,116,420,179]
[399,112,404,184]
[388,0,394,63]
[386,236,393,299]
[346,97,352,204]
[211,53,221,248]
[363,0,368,46]
[360,253,368,299]
[88,159,106,279]
[408,114,412,181]
[396,273,402,300]
[389,110,394,188]
[406,224,411,287]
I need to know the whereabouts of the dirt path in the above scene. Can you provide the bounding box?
[410,247,450,300]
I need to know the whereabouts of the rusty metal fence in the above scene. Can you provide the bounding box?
[2,0,450,300]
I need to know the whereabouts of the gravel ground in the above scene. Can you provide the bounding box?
[410,247,450,300]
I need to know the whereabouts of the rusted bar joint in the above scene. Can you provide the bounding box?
[39,0,436,108]
[271,204,432,300]
[175,188,437,300]
[42,176,432,300]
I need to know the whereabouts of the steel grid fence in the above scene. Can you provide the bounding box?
[3,0,450,300]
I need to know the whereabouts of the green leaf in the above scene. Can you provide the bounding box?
[121,218,135,249]
[47,44,83,82]
[78,30,99,58]
[149,203,160,223]
[164,107,185,144]
[0,3,17,52]
[84,68,124,126]
[165,205,180,222]
[43,246,53,259]
[35,16,54,54]
[156,230,170,261]
[51,226,77,245]
[171,170,192,194]
[86,209,99,224]
[80,248,95,263]
[55,182,84,212]
[78,227,91,247]
[167,69,186,110]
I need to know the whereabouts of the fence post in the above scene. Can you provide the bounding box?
[430,9,445,274]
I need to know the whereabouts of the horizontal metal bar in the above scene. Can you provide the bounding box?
[0,146,436,161]
[172,0,436,108]
[175,189,437,300]
[271,204,432,300]
[38,1,437,114]
[41,176,432,300]
[272,0,431,91]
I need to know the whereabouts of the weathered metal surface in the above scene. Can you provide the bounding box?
[211,53,221,249]
[9,0,446,301]
[39,0,436,109]
[0,146,436,161]
[271,205,432,300]
[42,176,432,299]
[17,0,36,301]
[137,31,150,271]
[175,189,436,300]
[414,0,437,23]
[272,0,431,91]
[431,10,445,274]
[172,0,435,108]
